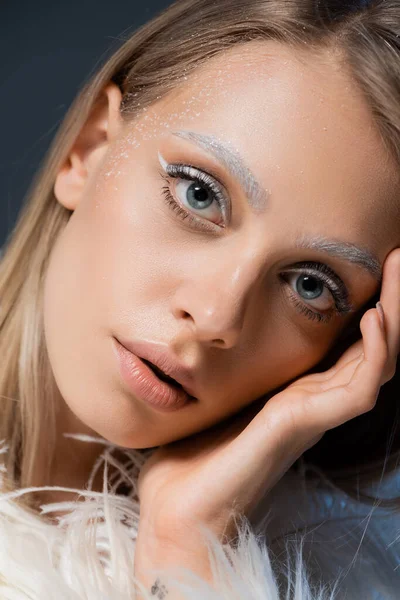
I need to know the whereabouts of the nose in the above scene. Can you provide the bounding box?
[170,245,266,349]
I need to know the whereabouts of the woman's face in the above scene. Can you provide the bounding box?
[45,41,400,448]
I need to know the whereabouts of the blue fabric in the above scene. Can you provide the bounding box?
[250,463,400,598]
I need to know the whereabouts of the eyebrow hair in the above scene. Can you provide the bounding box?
[170,129,382,282]
[295,234,382,282]
[171,129,269,213]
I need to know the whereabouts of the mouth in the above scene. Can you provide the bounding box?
[142,359,185,389]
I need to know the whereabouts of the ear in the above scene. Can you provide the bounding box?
[54,82,124,210]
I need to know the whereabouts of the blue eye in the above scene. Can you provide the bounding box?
[158,162,230,232]
[175,179,216,214]
[280,262,352,324]
[296,273,325,301]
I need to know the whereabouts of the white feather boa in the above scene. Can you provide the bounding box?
[0,435,399,599]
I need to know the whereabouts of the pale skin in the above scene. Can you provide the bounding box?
[40,41,400,593]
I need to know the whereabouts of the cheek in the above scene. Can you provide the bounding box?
[274,339,327,384]
[210,328,334,425]
[42,223,99,420]
[93,189,174,309]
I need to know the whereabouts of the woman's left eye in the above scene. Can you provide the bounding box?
[286,272,333,310]
[280,263,352,324]
[158,161,230,232]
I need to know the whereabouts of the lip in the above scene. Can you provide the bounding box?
[113,338,196,412]
[115,337,198,399]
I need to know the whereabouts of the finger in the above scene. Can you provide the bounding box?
[307,322,365,382]
[287,350,365,394]
[320,248,400,385]
[318,351,366,391]
[316,338,363,382]
[306,305,387,431]
[378,247,400,376]
[329,337,363,369]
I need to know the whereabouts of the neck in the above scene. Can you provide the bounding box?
[29,392,108,519]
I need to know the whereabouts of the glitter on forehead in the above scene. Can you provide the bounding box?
[96,44,283,188]
[120,50,251,147]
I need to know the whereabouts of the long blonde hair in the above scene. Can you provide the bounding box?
[1,0,399,511]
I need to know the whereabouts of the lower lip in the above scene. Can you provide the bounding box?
[113,338,192,412]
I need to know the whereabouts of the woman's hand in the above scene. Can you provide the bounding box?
[136,248,400,549]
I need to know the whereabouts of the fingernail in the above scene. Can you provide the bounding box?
[376,301,385,330]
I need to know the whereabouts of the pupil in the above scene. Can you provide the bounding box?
[187,183,213,208]
[296,274,323,299]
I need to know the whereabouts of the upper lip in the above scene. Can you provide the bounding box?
[116,337,198,399]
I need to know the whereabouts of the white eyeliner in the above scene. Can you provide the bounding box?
[157,150,169,172]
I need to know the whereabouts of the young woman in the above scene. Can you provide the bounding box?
[0,0,399,598]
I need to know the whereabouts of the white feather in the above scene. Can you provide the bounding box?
[0,436,399,599]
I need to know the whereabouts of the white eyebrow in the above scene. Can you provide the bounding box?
[295,234,382,281]
[171,129,269,213]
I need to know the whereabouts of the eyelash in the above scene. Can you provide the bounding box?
[158,162,352,325]
[159,163,229,232]
[279,264,351,324]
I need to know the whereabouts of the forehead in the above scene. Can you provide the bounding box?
[127,40,400,250]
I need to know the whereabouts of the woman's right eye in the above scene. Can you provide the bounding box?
[173,177,224,224]
[158,159,231,231]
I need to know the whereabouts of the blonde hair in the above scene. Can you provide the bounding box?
[1,0,399,511]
